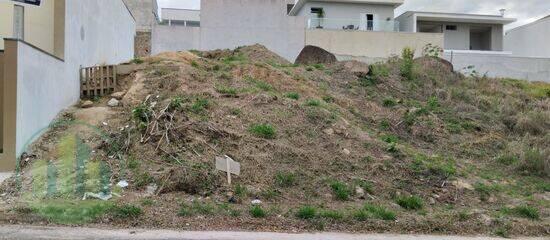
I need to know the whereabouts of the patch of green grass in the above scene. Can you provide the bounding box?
[312,64,325,70]
[496,154,519,166]
[190,98,210,114]
[131,58,144,64]
[112,204,143,219]
[383,98,398,107]
[31,200,113,224]
[518,148,546,176]
[411,154,456,179]
[260,188,280,200]
[250,206,267,218]
[396,196,423,210]
[474,182,502,202]
[140,198,154,206]
[362,203,397,220]
[249,124,276,139]
[190,60,199,68]
[215,86,238,97]
[319,209,344,220]
[330,181,352,201]
[222,54,247,64]
[381,134,399,144]
[305,99,322,107]
[275,172,297,187]
[178,202,217,216]
[234,184,248,198]
[134,172,155,189]
[322,95,335,103]
[132,104,152,124]
[245,76,274,91]
[511,205,540,220]
[285,92,300,100]
[296,206,318,220]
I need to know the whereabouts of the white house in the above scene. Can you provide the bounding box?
[505,15,550,58]
[157,8,200,27]
[288,0,404,32]
[396,11,516,52]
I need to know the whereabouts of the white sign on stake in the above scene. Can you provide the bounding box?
[215,155,240,185]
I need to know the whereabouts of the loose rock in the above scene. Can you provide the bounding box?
[81,100,94,108]
[107,98,120,107]
[111,91,126,100]
[295,45,337,65]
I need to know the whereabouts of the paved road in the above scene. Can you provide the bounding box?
[0,225,545,240]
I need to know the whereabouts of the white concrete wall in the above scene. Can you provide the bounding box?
[152,24,200,54]
[123,0,154,31]
[0,0,135,170]
[443,51,550,83]
[306,29,444,59]
[162,8,200,22]
[14,41,66,156]
[396,13,415,32]
[505,17,550,58]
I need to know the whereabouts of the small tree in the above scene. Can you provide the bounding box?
[400,47,415,81]
[316,9,325,28]
[422,43,443,58]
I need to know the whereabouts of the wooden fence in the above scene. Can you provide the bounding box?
[80,65,118,97]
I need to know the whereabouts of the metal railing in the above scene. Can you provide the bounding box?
[307,18,400,32]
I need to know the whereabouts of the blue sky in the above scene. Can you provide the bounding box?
[160,0,550,30]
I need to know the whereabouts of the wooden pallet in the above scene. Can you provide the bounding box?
[80,65,118,97]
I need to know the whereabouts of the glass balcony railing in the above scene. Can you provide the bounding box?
[307,18,400,32]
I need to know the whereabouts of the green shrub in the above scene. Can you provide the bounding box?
[511,205,540,220]
[249,124,276,139]
[312,64,325,70]
[275,172,297,187]
[296,206,317,219]
[132,104,152,123]
[131,58,144,64]
[496,154,519,166]
[383,98,397,107]
[215,86,238,97]
[381,134,399,144]
[518,148,547,176]
[305,99,322,107]
[112,204,143,219]
[330,181,352,201]
[190,98,210,113]
[168,97,184,111]
[427,96,440,110]
[363,203,396,220]
[400,47,415,81]
[285,92,300,100]
[396,196,423,210]
[234,184,248,198]
[190,60,199,68]
[250,206,267,218]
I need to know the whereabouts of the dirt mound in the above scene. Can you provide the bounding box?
[414,56,453,72]
[295,45,337,65]
[202,44,290,66]
[3,44,549,236]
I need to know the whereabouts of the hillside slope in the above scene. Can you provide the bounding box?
[1,45,548,236]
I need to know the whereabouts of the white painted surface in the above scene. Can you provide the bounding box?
[443,51,550,83]
[161,8,200,22]
[3,0,135,166]
[152,0,306,61]
[152,24,200,54]
[505,16,550,58]
[0,225,545,240]
[294,1,397,31]
[0,172,11,183]
[306,29,443,58]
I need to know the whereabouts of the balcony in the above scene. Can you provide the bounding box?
[307,18,400,32]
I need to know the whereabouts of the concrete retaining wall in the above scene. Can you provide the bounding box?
[0,50,3,155]
[443,51,550,83]
[306,29,444,59]
[151,25,200,54]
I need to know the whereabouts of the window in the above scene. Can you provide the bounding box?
[287,4,294,14]
[311,8,323,15]
[446,25,457,31]
[13,5,24,40]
